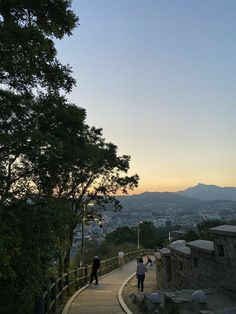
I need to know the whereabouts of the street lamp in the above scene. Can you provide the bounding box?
[81,201,94,267]
[137,221,142,250]
[80,202,104,267]
[81,204,85,267]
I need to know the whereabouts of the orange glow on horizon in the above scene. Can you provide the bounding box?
[124,180,236,195]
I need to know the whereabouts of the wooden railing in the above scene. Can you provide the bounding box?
[35,249,152,314]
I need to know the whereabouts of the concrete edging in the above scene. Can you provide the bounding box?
[118,272,136,314]
[62,283,90,314]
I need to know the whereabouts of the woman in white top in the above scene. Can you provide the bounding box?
[136,258,146,292]
[118,250,124,268]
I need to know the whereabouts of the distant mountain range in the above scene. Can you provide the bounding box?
[117,183,236,212]
[119,191,200,206]
[177,183,236,201]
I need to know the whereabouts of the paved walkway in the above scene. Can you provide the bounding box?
[66,260,137,314]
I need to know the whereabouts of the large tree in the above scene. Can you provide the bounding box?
[33,120,139,271]
[0,2,80,312]
[0,0,80,206]
[0,1,139,313]
[0,199,60,314]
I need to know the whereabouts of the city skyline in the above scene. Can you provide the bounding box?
[56,1,236,193]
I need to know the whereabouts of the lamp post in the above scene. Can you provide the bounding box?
[81,201,95,267]
[137,221,142,250]
[81,203,86,267]
[80,201,104,267]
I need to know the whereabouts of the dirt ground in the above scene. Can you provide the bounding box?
[122,262,157,314]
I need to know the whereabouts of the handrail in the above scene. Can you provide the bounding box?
[35,249,153,314]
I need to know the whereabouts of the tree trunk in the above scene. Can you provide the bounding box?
[63,222,78,272]
[63,247,71,272]
[58,251,64,276]
[63,230,74,272]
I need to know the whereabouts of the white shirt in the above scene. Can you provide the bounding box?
[118,251,124,257]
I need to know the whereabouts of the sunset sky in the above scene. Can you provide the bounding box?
[56,0,236,193]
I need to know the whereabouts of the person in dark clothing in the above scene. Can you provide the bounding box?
[136,258,147,292]
[146,256,153,267]
[90,256,100,285]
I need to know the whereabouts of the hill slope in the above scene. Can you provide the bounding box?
[177,183,236,201]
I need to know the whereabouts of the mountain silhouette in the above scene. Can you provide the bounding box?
[177,183,236,201]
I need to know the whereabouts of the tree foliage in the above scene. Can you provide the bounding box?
[73,239,138,267]
[184,229,199,242]
[0,199,60,313]
[105,222,178,249]
[197,219,226,240]
[0,1,139,313]
[106,226,137,246]
[0,0,78,93]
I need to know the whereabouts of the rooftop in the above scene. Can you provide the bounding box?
[186,239,214,254]
[209,224,236,236]
[169,241,191,256]
[158,248,170,255]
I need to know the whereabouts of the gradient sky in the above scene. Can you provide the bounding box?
[56,0,236,193]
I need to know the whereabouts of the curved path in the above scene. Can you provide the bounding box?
[64,260,137,314]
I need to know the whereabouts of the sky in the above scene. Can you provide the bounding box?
[56,0,236,193]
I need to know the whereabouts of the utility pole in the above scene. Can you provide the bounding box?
[137,222,140,250]
[80,201,96,267]
[81,203,85,267]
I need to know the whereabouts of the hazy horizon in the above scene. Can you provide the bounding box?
[122,182,236,195]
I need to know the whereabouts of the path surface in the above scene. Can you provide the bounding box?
[67,260,137,314]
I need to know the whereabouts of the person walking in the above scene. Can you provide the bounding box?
[90,256,100,285]
[136,258,146,292]
[146,255,153,268]
[118,249,125,269]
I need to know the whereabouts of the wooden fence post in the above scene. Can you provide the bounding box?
[66,272,70,296]
[85,265,88,284]
[52,283,57,313]
[35,296,44,314]
[75,268,79,290]
[59,276,64,303]
[46,288,51,314]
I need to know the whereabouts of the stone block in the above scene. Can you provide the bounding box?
[191,290,207,303]
[143,292,152,300]
[149,293,161,304]
[164,291,176,303]
[146,300,160,312]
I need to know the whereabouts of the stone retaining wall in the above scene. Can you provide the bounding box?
[157,225,236,293]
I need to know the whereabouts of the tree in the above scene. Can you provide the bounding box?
[1,86,139,275]
[106,223,182,249]
[0,199,59,313]
[0,0,81,208]
[184,229,199,242]
[0,2,139,312]
[73,238,137,267]
[0,0,80,204]
[0,0,77,93]
[45,125,139,271]
[106,226,137,245]
[139,221,159,249]
[197,219,225,240]
[0,2,81,312]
